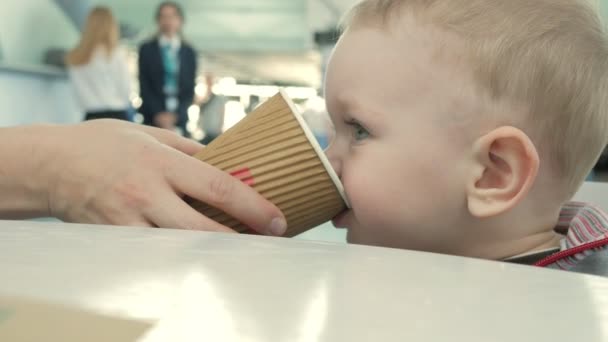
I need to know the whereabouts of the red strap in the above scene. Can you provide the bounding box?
[534,236,608,267]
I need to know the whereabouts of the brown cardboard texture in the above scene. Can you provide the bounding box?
[190,90,347,237]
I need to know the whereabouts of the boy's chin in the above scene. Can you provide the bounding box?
[331,211,372,245]
[345,228,368,245]
[331,209,351,228]
[345,229,356,243]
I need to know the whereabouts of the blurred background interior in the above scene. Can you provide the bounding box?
[0,0,369,148]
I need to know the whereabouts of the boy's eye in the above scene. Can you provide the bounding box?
[346,121,370,141]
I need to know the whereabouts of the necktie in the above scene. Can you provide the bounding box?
[161,43,178,96]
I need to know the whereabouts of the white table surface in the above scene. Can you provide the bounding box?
[1,219,608,341]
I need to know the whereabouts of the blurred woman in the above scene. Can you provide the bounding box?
[65,7,131,121]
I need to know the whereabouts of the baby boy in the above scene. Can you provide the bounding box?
[324,0,608,273]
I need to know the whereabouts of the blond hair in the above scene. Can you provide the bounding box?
[65,7,119,66]
[343,0,608,199]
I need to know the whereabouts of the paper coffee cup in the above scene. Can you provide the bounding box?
[189,89,348,237]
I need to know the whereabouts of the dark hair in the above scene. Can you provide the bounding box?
[156,1,184,21]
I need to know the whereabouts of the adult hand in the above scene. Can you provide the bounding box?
[42,120,286,235]
[154,111,178,129]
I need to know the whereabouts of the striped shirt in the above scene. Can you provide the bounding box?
[545,202,608,270]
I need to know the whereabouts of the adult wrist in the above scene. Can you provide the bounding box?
[0,124,63,218]
[37,123,88,221]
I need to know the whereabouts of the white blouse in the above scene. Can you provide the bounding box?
[67,46,131,113]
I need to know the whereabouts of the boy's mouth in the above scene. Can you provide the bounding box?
[331,209,351,228]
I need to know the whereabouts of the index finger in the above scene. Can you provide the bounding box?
[165,154,287,236]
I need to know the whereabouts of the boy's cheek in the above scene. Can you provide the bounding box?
[344,185,389,228]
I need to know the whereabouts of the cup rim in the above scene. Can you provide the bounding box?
[278,89,350,208]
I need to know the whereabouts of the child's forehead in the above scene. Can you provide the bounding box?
[337,21,472,87]
[347,11,465,52]
[328,26,497,136]
[334,26,475,95]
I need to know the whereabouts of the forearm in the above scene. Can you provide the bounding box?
[0,124,59,219]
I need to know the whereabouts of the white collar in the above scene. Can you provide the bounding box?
[159,35,181,49]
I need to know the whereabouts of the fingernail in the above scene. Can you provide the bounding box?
[269,217,287,236]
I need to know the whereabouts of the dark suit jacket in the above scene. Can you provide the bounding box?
[138,38,197,131]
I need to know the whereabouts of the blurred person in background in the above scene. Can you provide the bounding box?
[65,7,131,121]
[138,1,197,136]
[199,74,226,144]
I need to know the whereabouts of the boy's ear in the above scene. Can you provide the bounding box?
[466,126,539,218]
